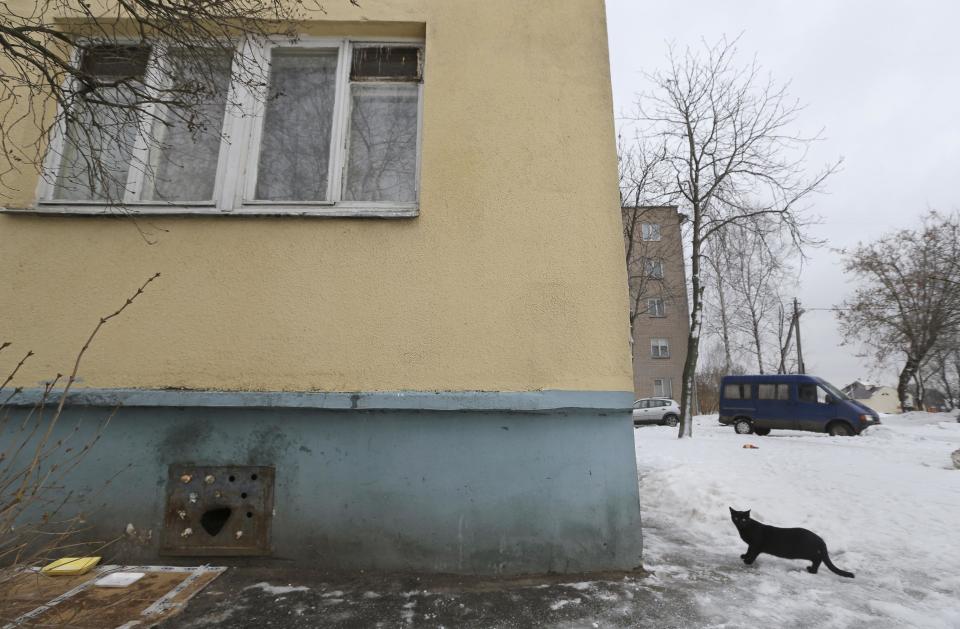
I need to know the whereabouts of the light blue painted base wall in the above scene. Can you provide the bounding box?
[5,401,643,574]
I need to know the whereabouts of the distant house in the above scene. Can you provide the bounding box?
[842,380,900,414]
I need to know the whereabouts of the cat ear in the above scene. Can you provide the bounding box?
[745,509,751,516]
[729,507,735,514]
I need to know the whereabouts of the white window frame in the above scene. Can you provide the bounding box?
[651,337,670,359]
[653,378,672,398]
[641,222,661,242]
[648,297,665,317]
[28,36,424,218]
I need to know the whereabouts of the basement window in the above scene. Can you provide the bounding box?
[37,40,424,217]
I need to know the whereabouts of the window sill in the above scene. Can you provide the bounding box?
[3,204,419,219]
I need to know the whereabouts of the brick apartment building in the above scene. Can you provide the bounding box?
[623,205,690,400]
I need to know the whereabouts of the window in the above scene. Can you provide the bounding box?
[651,338,670,359]
[648,298,666,317]
[798,383,830,404]
[758,383,791,400]
[634,400,649,409]
[644,258,665,280]
[724,383,753,400]
[41,39,424,216]
[654,378,673,398]
[641,222,661,241]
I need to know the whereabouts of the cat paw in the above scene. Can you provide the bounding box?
[740,554,748,560]
[807,566,819,574]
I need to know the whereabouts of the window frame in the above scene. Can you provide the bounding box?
[653,378,673,398]
[644,257,665,280]
[30,36,424,218]
[650,337,670,359]
[648,297,666,317]
[641,222,661,242]
[724,383,753,400]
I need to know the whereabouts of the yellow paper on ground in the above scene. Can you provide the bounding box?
[40,556,101,576]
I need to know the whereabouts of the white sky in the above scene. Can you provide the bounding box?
[606,0,960,388]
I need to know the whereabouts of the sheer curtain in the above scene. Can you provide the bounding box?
[141,50,232,202]
[342,83,418,203]
[255,49,338,202]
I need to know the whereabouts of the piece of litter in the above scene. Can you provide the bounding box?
[41,556,101,576]
[742,443,759,449]
[95,572,145,588]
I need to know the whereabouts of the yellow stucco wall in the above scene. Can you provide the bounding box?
[0,0,634,393]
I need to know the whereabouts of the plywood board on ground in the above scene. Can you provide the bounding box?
[0,565,224,628]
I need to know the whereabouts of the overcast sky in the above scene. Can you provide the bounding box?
[606,0,960,387]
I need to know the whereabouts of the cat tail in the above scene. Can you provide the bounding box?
[823,553,855,578]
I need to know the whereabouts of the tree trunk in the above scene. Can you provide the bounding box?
[897,355,920,409]
[752,318,764,374]
[678,230,704,439]
[715,274,733,372]
[936,360,954,411]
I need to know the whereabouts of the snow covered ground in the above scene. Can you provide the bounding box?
[636,412,960,629]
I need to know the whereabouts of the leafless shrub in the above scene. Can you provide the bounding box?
[0,274,159,595]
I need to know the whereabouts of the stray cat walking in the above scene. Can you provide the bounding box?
[729,508,855,578]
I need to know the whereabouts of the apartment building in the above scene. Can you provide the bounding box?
[0,0,643,573]
[623,205,690,400]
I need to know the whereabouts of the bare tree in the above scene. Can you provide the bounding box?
[838,211,960,409]
[923,337,960,409]
[723,223,799,374]
[629,37,837,437]
[619,136,673,331]
[701,232,738,373]
[0,0,358,204]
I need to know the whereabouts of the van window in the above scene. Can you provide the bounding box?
[724,383,752,400]
[798,383,829,404]
[758,384,790,400]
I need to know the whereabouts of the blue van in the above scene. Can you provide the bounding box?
[718,374,881,436]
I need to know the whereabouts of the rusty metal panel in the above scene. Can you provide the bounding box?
[160,465,275,556]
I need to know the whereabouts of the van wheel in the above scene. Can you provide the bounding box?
[754,427,771,436]
[734,419,753,435]
[662,414,679,427]
[828,422,854,437]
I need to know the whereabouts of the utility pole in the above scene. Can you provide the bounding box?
[794,297,806,374]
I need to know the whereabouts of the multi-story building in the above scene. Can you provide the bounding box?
[623,205,690,400]
[0,0,643,574]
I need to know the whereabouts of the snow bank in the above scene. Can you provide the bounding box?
[635,414,960,628]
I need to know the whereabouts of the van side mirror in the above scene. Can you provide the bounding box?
[825,394,836,405]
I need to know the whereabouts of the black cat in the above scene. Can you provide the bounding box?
[729,508,854,578]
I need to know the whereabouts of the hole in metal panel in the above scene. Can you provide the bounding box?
[246,512,253,518]
[241,492,248,499]
[200,507,232,537]
[250,474,258,481]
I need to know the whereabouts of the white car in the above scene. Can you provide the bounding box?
[633,398,681,427]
